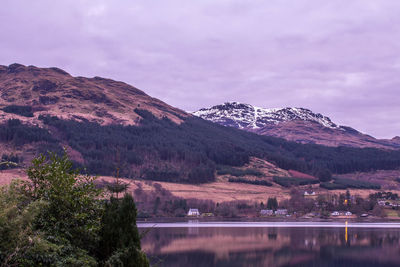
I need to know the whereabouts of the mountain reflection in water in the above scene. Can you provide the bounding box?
[139,223,400,267]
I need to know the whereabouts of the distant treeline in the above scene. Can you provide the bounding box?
[217,166,264,177]
[2,105,34,117]
[273,176,319,187]
[228,178,273,186]
[1,109,400,184]
[320,177,381,190]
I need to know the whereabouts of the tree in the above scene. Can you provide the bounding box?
[316,168,332,182]
[0,151,149,266]
[267,197,278,211]
[25,151,103,250]
[98,194,149,266]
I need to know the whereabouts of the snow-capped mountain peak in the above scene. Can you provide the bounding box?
[193,102,339,130]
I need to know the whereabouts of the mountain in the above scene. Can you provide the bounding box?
[193,102,400,149]
[0,63,187,126]
[2,64,400,184]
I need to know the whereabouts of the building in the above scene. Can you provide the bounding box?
[304,191,316,196]
[275,209,288,215]
[187,208,200,216]
[378,200,386,206]
[345,211,352,216]
[331,211,340,216]
[260,209,274,216]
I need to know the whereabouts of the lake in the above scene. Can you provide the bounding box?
[138,221,400,267]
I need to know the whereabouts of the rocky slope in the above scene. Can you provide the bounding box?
[193,102,400,149]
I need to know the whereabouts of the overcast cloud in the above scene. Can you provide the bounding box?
[1,0,400,138]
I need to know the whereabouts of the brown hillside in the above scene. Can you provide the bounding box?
[0,63,188,126]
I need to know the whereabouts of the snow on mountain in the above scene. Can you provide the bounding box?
[193,102,340,130]
[193,102,400,149]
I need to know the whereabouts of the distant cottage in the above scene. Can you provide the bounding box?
[331,211,340,216]
[187,208,200,216]
[304,191,316,196]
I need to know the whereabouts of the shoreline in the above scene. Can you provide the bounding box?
[138,216,400,224]
[138,221,400,228]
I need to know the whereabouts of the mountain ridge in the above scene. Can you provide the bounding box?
[0,63,187,127]
[193,102,400,149]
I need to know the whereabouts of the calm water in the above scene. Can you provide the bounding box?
[139,222,400,267]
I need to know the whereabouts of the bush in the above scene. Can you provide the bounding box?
[273,176,319,187]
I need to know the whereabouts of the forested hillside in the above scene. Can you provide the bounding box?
[2,110,400,184]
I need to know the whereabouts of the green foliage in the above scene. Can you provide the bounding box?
[217,166,264,177]
[228,178,272,186]
[320,178,381,190]
[0,152,149,266]
[273,176,319,187]
[98,194,149,266]
[25,151,103,250]
[2,105,34,117]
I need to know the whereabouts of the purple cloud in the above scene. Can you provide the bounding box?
[1,0,400,138]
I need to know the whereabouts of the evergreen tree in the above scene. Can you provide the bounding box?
[99,194,149,267]
[267,197,278,211]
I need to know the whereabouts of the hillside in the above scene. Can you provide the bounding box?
[1,64,400,185]
[0,63,187,126]
[194,102,400,149]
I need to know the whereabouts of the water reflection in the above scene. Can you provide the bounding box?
[140,224,400,267]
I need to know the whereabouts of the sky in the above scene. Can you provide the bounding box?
[1,0,400,138]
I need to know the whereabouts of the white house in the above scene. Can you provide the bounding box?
[260,209,274,216]
[304,191,316,196]
[345,211,352,216]
[331,211,340,216]
[378,200,386,206]
[187,208,200,216]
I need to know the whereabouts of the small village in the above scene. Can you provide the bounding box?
[182,189,400,220]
